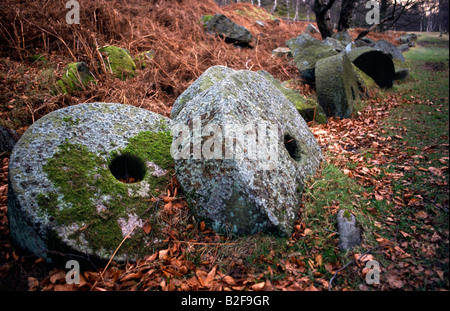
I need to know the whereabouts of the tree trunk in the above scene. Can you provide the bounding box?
[272,0,278,14]
[286,0,290,23]
[338,0,358,32]
[313,0,336,39]
[294,0,300,21]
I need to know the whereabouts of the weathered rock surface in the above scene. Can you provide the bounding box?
[346,47,395,88]
[286,33,338,84]
[272,47,292,57]
[304,23,320,35]
[370,39,405,62]
[332,31,354,46]
[8,103,173,263]
[323,37,346,52]
[99,46,137,80]
[337,210,361,252]
[171,66,323,236]
[204,14,252,45]
[315,53,360,118]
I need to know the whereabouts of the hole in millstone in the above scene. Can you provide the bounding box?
[284,134,301,161]
[109,153,147,183]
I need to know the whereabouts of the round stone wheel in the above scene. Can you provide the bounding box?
[7,103,173,264]
[315,53,360,118]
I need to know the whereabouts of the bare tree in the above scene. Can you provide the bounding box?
[294,0,300,20]
[313,0,336,38]
[338,0,358,31]
[271,0,278,14]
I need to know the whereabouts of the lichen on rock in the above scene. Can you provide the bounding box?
[8,103,173,263]
[171,66,323,236]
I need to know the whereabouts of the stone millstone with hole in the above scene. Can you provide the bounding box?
[346,47,395,88]
[315,53,360,118]
[171,65,323,236]
[7,103,174,264]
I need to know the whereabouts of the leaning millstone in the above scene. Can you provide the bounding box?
[394,68,409,81]
[346,47,395,88]
[204,14,252,44]
[171,66,323,236]
[315,54,360,118]
[286,33,338,84]
[370,39,405,62]
[337,209,361,252]
[7,103,173,263]
[257,70,327,124]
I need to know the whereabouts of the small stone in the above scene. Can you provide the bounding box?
[337,210,361,252]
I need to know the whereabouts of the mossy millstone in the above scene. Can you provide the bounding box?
[7,103,173,263]
[99,46,137,80]
[316,53,360,118]
[346,47,395,88]
[172,66,323,236]
[56,62,96,94]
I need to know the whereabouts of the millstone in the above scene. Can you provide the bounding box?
[7,103,173,264]
[315,53,360,118]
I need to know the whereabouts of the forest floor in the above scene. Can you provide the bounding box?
[0,0,448,291]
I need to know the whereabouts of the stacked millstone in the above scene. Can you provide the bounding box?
[7,103,173,264]
[171,65,323,236]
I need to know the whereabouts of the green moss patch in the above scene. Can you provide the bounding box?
[56,62,96,94]
[99,46,137,80]
[37,130,173,258]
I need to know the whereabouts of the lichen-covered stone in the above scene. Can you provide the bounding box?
[257,71,327,124]
[272,47,292,57]
[56,62,96,94]
[286,33,338,84]
[370,39,405,62]
[171,65,234,120]
[8,103,173,263]
[322,37,346,52]
[346,47,395,88]
[99,46,137,80]
[171,66,323,236]
[337,209,361,252]
[204,14,252,44]
[316,53,360,118]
